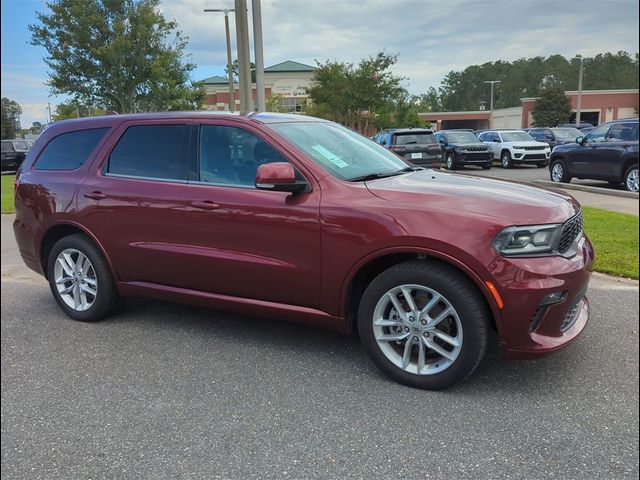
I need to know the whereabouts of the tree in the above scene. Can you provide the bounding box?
[531,87,572,127]
[308,51,405,130]
[30,122,44,134]
[53,101,106,121]
[29,0,204,113]
[225,59,256,83]
[1,98,22,139]
[265,94,287,113]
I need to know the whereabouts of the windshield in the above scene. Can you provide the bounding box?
[501,131,534,142]
[445,131,479,143]
[269,122,410,181]
[394,132,436,145]
[552,128,582,139]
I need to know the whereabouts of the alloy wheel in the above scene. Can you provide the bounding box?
[626,167,639,192]
[446,154,454,169]
[53,248,98,311]
[501,154,510,168]
[372,284,463,375]
[551,163,564,182]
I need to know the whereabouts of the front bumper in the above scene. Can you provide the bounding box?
[454,151,492,164]
[488,235,594,359]
[512,150,550,162]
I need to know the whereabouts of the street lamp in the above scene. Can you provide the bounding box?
[484,80,501,128]
[204,7,236,112]
[572,56,591,126]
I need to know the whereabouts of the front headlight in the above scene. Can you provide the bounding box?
[493,224,562,256]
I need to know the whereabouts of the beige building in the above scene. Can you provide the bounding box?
[202,60,315,112]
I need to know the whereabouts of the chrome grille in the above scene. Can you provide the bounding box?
[557,212,583,254]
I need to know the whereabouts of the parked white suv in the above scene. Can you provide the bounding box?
[478,130,551,168]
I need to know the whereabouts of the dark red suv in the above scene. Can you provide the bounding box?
[13,112,594,389]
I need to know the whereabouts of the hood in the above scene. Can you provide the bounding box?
[505,140,549,148]
[365,170,579,226]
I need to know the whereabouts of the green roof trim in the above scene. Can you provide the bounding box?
[202,75,231,84]
[264,60,315,72]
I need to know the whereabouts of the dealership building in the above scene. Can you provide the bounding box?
[201,60,315,113]
[420,89,639,130]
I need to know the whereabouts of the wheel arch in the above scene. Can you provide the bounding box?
[341,247,503,337]
[39,221,118,282]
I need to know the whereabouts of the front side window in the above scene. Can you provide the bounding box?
[106,125,190,181]
[199,125,287,187]
[35,128,109,171]
[269,121,409,181]
[584,124,610,143]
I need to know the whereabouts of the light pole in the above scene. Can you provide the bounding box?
[484,80,501,129]
[573,56,590,126]
[233,0,252,114]
[204,7,236,112]
[251,0,265,112]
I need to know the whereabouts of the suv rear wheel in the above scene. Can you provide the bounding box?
[357,260,490,390]
[47,234,119,322]
[624,165,639,192]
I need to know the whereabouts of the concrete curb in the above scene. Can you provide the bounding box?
[533,180,639,199]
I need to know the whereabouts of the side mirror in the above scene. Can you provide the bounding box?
[438,139,446,145]
[256,162,308,194]
[494,138,501,143]
[576,136,584,144]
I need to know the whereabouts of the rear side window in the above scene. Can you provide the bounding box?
[106,125,190,181]
[35,128,108,170]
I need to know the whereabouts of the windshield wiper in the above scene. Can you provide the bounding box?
[348,166,422,182]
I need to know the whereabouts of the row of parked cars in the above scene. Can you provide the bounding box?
[372,117,639,192]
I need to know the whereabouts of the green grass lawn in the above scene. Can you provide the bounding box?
[583,207,639,279]
[1,174,14,214]
[1,174,637,278]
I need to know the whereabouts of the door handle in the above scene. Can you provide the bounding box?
[84,191,107,200]
[191,200,220,210]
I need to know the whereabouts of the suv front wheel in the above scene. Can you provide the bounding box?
[500,151,513,168]
[357,260,490,390]
[445,153,457,170]
[47,234,120,322]
[550,160,571,184]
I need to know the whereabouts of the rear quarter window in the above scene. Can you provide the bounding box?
[35,128,109,170]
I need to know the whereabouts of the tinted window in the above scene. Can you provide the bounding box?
[393,132,436,145]
[35,128,109,171]
[199,125,287,187]
[13,141,29,151]
[584,124,610,143]
[107,125,190,180]
[607,123,638,142]
[1,142,12,152]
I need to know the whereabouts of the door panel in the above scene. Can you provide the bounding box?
[77,121,195,287]
[180,123,322,308]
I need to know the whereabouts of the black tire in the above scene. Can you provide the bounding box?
[445,153,457,170]
[537,161,548,168]
[623,164,639,193]
[500,151,513,169]
[481,163,492,170]
[550,160,571,183]
[47,233,120,322]
[357,260,490,390]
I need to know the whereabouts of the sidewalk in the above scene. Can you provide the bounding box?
[558,188,639,216]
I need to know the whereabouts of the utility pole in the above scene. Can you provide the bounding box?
[47,103,52,123]
[234,0,252,114]
[252,0,265,112]
[204,7,236,112]
[484,80,501,129]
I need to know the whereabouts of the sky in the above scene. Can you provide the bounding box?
[1,0,639,126]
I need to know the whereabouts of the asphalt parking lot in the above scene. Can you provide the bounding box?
[1,214,639,479]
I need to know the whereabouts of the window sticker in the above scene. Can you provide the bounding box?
[311,144,349,168]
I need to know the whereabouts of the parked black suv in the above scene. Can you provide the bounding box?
[526,127,582,149]
[549,118,639,192]
[433,130,493,170]
[372,128,443,167]
[1,139,32,172]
